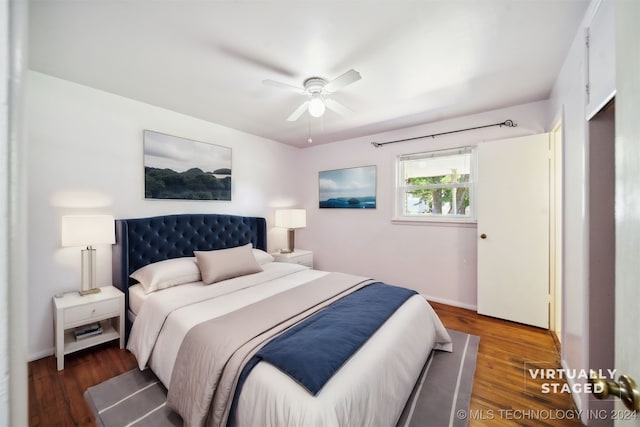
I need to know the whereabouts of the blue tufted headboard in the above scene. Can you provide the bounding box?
[112,213,267,337]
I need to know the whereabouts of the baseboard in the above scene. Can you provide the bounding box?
[560,358,587,423]
[29,347,54,362]
[421,294,477,312]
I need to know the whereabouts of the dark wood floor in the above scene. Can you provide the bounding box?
[29,303,583,426]
[29,343,137,427]
[430,302,583,427]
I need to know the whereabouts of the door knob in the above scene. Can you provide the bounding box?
[589,372,640,411]
[480,233,487,239]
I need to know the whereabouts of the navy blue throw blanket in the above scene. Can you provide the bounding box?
[228,282,417,425]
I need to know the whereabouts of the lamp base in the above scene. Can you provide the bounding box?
[280,228,296,254]
[79,287,101,296]
[80,247,98,296]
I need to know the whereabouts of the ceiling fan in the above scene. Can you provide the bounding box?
[263,69,361,122]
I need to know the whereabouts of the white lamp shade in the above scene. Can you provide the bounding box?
[275,209,306,229]
[61,215,115,247]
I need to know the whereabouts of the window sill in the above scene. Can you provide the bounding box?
[391,217,477,227]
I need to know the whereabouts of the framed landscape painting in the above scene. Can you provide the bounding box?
[143,130,232,200]
[319,165,376,209]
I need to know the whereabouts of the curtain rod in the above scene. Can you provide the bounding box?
[370,119,517,148]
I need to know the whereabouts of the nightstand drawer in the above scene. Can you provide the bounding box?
[64,298,120,325]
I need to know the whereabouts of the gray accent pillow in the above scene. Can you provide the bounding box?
[195,243,263,285]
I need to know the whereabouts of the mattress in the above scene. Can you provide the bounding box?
[128,283,147,316]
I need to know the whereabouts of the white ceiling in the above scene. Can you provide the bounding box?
[28,0,589,148]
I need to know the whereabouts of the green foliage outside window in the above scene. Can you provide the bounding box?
[407,174,470,215]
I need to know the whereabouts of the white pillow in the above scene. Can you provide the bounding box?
[130,257,201,294]
[252,248,274,265]
[195,243,263,285]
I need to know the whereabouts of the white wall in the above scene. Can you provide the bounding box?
[548,0,606,419]
[296,100,550,308]
[26,71,302,360]
[549,14,588,413]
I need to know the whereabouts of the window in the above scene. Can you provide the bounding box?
[396,147,475,222]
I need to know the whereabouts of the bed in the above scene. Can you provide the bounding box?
[112,213,451,427]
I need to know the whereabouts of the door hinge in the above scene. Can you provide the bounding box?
[585,30,590,48]
[584,27,591,104]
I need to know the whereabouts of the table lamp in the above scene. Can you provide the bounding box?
[275,209,306,253]
[61,215,115,295]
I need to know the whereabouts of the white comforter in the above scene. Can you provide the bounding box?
[127,262,452,426]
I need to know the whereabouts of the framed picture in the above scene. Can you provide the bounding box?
[143,130,232,200]
[319,165,377,209]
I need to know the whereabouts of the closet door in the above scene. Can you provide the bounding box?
[477,134,549,328]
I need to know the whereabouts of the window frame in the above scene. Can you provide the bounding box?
[394,146,477,224]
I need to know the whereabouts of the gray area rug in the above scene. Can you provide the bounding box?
[397,329,480,427]
[84,368,180,427]
[85,329,479,427]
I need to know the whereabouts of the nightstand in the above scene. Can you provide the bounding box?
[271,249,314,268]
[53,286,125,371]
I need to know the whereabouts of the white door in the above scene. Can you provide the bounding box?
[614,0,640,424]
[477,134,549,329]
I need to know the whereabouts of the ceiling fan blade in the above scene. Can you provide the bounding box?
[263,79,306,94]
[324,69,361,93]
[287,101,309,121]
[218,45,297,77]
[325,98,353,116]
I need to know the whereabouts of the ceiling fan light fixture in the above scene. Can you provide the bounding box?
[308,95,326,118]
[264,70,360,122]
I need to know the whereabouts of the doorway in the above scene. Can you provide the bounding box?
[587,98,616,424]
